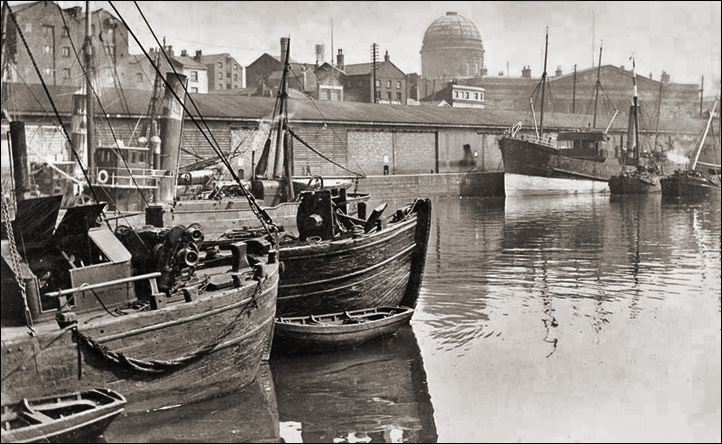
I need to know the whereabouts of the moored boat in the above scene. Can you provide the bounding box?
[273,306,415,354]
[1,388,126,443]
[661,100,720,198]
[498,31,626,196]
[1,121,280,414]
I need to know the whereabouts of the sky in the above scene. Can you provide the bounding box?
[15,1,722,94]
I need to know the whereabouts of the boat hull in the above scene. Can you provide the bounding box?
[1,388,126,444]
[273,306,414,354]
[275,198,432,317]
[499,136,622,196]
[1,263,279,414]
[608,173,662,194]
[660,172,721,197]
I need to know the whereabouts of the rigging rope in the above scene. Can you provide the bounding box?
[109,1,277,237]
[71,274,266,374]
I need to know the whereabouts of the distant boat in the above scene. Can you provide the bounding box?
[498,30,626,196]
[608,57,662,195]
[661,100,721,198]
[273,306,415,354]
[0,388,126,443]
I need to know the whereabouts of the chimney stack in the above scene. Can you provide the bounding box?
[384,50,390,63]
[181,49,188,57]
[280,37,289,62]
[522,66,531,78]
[194,50,202,62]
[337,49,344,70]
[555,65,562,77]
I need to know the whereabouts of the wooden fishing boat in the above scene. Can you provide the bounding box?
[1,388,126,443]
[273,306,415,354]
[1,122,280,414]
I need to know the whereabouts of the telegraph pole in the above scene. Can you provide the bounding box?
[372,43,378,103]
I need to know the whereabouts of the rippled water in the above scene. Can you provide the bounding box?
[101,193,720,443]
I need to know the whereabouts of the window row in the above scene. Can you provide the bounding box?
[375,80,402,89]
[453,90,485,101]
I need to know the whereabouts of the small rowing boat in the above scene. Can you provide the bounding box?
[1,388,126,443]
[273,306,414,354]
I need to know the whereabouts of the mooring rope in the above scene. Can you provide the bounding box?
[72,271,266,374]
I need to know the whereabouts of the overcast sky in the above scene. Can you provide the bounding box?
[22,1,722,94]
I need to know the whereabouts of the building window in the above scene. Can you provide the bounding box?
[226,83,231,89]
[396,92,402,101]
[320,89,329,100]
[474,93,478,100]
[43,45,52,54]
[331,90,340,101]
[62,68,71,79]
[233,64,238,70]
[61,47,70,57]
[190,87,198,93]
[479,92,484,101]
[43,67,51,76]
[465,92,469,99]
[218,84,223,89]
[191,71,198,81]
[375,91,381,100]
[375,79,380,87]
[386,80,391,88]
[218,72,223,80]
[396,81,401,89]
[62,27,70,38]
[233,74,238,81]
[386,91,391,100]
[136,73,143,82]
[217,62,223,68]
[454,91,459,98]
[42,25,53,37]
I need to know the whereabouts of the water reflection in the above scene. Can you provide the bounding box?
[271,324,438,443]
[101,363,280,443]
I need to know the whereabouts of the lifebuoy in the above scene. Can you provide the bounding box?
[97,169,109,184]
[511,122,523,137]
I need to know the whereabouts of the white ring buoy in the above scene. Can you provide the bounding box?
[97,169,109,184]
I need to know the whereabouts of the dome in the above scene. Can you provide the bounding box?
[422,11,482,48]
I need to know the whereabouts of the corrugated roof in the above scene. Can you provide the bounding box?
[2,82,706,135]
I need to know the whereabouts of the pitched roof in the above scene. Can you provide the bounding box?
[2,81,707,135]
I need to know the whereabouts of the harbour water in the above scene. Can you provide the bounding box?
[101,193,721,443]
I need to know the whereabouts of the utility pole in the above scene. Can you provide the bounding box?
[372,43,378,103]
[572,64,577,113]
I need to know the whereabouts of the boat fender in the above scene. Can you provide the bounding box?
[511,122,523,137]
[97,169,109,184]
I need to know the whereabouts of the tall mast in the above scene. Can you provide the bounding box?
[273,38,290,180]
[631,57,639,161]
[691,100,717,171]
[592,45,603,129]
[84,1,95,178]
[539,27,549,138]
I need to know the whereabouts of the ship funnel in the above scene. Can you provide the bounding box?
[157,72,188,203]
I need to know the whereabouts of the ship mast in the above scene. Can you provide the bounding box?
[592,45,603,129]
[631,57,640,162]
[84,1,95,179]
[691,100,718,171]
[539,28,549,138]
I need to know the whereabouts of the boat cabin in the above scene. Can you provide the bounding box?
[92,144,166,211]
[556,131,614,159]
[1,196,142,326]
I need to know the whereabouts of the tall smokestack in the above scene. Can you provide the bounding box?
[280,37,289,65]
[337,49,344,70]
[157,72,188,204]
[9,121,32,202]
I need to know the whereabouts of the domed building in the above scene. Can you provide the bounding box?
[421,11,485,82]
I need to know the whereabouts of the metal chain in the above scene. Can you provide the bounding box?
[1,186,36,336]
